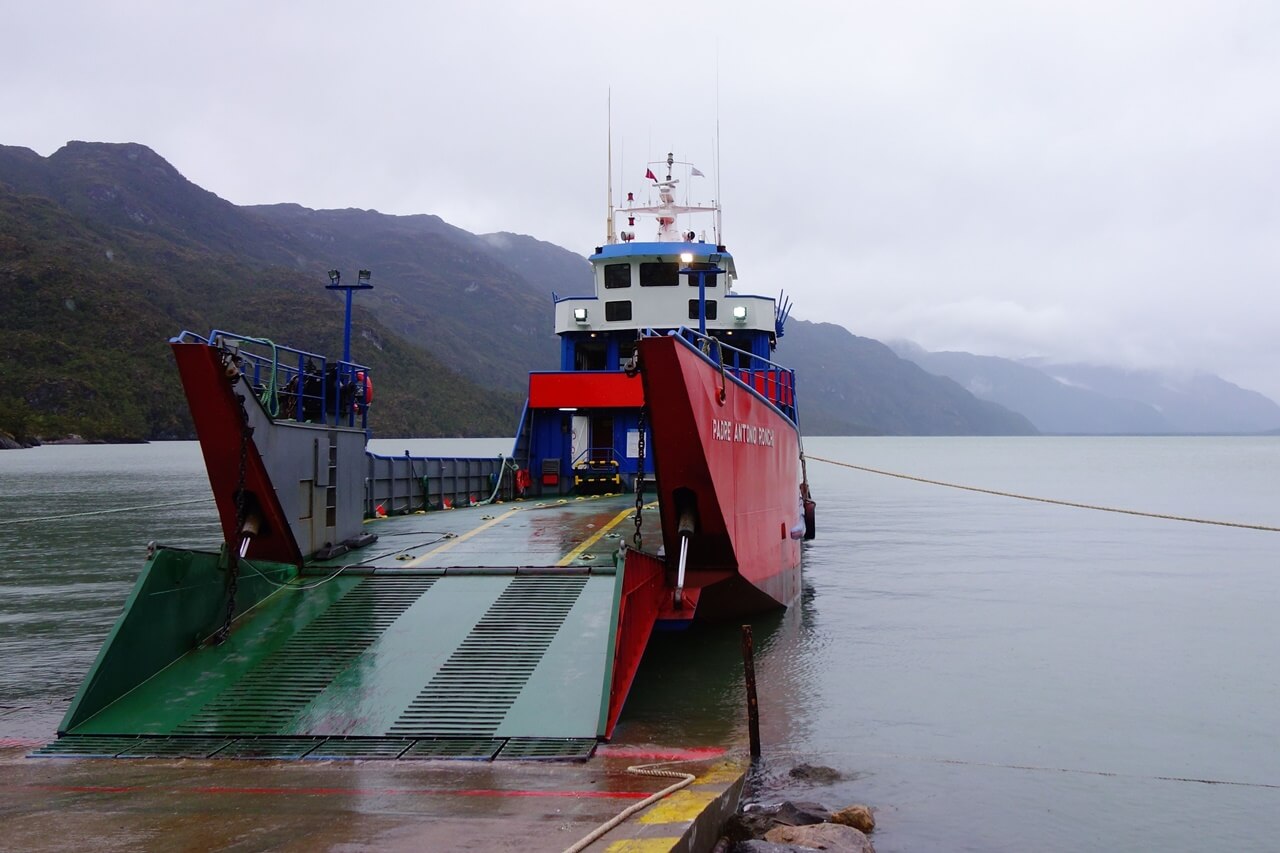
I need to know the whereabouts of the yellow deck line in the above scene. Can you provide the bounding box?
[555,506,637,567]
[402,507,523,567]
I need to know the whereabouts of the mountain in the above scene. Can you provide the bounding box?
[786,324,1038,435]
[245,205,565,392]
[2,140,1038,443]
[0,144,521,443]
[892,342,1280,434]
[1027,361,1280,434]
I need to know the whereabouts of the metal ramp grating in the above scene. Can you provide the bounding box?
[497,737,599,761]
[30,734,603,762]
[389,575,589,737]
[174,577,436,735]
[215,737,327,760]
[118,737,235,759]
[400,737,506,760]
[29,735,144,758]
[303,738,416,760]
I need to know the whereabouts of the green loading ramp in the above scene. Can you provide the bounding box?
[49,552,623,761]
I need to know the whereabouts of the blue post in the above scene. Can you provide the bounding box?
[326,269,373,364]
[697,270,707,335]
[342,287,354,362]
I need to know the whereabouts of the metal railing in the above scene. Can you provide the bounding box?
[365,451,515,516]
[172,330,372,430]
[645,327,800,423]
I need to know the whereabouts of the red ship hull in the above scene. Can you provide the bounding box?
[637,333,803,619]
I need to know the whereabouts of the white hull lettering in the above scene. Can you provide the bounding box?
[711,419,775,447]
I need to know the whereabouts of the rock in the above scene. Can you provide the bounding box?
[788,763,843,784]
[764,823,875,853]
[731,841,816,853]
[726,801,831,842]
[771,800,833,826]
[831,804,875,834]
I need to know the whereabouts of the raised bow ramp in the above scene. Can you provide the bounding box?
[49,496,666,761]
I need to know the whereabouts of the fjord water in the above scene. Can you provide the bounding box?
[2,437,1277,851]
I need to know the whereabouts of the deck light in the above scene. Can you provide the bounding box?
[357,269,371,285]
[573,307,589,323]
[732,305,748,322]
[327,269,340,285]
[680,252,694,264]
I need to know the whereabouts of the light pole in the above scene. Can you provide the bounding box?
[678,252,724,336]
[325,268,373,363]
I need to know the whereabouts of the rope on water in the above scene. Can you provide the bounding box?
[561,761,698,853]
[0,497,215,526]
[808,454,1280,532]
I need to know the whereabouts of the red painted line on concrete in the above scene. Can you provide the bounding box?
[596,746,727,761]
[6,783,650,800]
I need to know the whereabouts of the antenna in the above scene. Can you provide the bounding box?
[606,89,616,245]
[715,43,723,244]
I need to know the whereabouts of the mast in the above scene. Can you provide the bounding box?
[606,91,617,245]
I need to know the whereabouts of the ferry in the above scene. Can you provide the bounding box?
[43,152,815,761]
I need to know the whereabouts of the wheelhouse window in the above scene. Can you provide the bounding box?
[605,300,632,321]
[604,263,631,289]
[688,299,718,320]
[683,262,719,287]
[639,262,679,287]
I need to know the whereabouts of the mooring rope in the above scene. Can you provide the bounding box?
[764,745,1280,791]
[561,761,698,853]
[808,455,1280,532]
[0,497,215,526]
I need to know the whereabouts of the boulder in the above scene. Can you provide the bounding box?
[831,804,875,834]
[764,823,875,853]
[731,842,816,853]
[788,763,843,784]
[727,800,833,840]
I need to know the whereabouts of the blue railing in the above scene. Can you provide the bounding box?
[644,327,800,424]
[172,330,372,430]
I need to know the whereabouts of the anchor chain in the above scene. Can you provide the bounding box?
[214,352,254,645]
[633,406,647,550]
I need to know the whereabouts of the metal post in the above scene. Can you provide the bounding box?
[698,270,707,335]
[741,623,761,759]
[342,288,354,363]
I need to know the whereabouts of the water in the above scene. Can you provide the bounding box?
[2,436,1278,850]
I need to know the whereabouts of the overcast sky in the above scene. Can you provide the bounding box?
[5,1,1279,400]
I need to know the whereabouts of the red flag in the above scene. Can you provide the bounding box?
[645,168,657,181]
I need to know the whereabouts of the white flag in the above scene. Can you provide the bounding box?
[690,166,705,177]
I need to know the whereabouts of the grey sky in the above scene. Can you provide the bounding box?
[5,1,1279,400]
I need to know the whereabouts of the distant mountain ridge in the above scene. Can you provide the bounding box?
[892,342,1280,434]
[4,140,1039,441]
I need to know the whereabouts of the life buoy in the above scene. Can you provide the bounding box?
[355,371,374,409]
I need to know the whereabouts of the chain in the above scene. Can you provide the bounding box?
[633,406,646,550]
[214,353,253,645]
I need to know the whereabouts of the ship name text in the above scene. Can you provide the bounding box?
[711,418,775,447]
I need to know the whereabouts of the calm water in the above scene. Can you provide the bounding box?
[2,436,1278,851]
